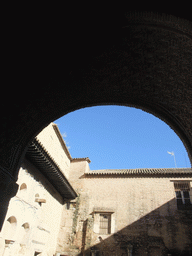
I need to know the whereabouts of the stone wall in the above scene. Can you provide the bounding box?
[83,176,192,255]
[56,160,192,256]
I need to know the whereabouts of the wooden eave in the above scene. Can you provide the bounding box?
[26,138,77,202]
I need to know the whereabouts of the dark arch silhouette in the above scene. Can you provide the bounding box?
[0,10,191,229]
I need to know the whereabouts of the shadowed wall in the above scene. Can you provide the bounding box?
[0,10,192,230]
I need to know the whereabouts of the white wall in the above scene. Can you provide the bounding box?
[37,123,71,179]
[0,161,64,256]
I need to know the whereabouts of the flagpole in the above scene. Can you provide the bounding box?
[173,153,177,168]
[167,151,177,168]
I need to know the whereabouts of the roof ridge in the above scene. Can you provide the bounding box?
[90,167,192,171]
[86,167,192,175]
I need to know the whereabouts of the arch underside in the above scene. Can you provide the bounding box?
[0,12,191,180]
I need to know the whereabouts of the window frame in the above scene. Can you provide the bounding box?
[174,181,192,210]
[92,210,114,235]
[99,213,111,235]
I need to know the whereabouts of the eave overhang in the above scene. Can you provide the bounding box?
[85,168,192,178]
[26,138,77,202]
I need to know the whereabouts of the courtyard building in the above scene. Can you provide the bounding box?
[57,160,192,256]
[0,123,76,256]
[1,123,192,256]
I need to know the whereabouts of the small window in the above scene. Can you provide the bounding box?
[3,216,17,239]
[99,213,111,234]
[20,183,27,190]
[34,193,46,206]
[174,182,190,191]
[66,201,76,210]
[34,252,41,256]
[21,222,30,244]
[7,216,17,225]
[22,222,30,231]
[174,182,192,210]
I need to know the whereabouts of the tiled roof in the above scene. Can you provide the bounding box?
[26,138,77,201]
[85,168,192,176]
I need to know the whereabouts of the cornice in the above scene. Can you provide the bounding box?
[26,138,77,202]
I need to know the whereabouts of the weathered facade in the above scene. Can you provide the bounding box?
[0,161,65,256]
[1,123,192,255]
[0,11,192,233]
[57,159,192,256]
[0,123,77,256]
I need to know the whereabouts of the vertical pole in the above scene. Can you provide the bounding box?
[173,153,177,168]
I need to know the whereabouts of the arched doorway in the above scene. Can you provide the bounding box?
[0,11,191,230]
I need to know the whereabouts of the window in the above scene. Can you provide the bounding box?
[174,182,192,210]
[21,222,30,244]
[99,213,111,235]
[19,183,28,200]
[22,222,30,231]
[3,216,17,240]
[20,183,27,190]
[92,210,114,234]
[34,193,46,206]
[66,200,76,210]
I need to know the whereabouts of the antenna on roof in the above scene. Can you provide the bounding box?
[167,151,177,168]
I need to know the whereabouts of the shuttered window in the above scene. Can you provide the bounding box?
[99,213,111,234]
[174,182,190,191]
[174,182,192,209]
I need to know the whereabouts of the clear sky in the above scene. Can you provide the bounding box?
[55,105,191,170]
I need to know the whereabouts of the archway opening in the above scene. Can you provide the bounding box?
[20,183,27,191]
[3,105,191,255]
[20,222,30,245]
[22,222,30,231]
[49,105,192,255]
[54,105,191,170]
[3,216,17,241]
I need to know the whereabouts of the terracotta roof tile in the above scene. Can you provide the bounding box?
[86,168,192,176]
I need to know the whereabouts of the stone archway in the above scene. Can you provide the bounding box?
[0,11,191,229]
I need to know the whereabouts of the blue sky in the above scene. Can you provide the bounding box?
[55,106,191,170]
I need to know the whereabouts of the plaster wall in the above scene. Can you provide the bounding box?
[57,160,192,255]
[84,177,192,228]
[37,123,71,179]
[0,159,63,256]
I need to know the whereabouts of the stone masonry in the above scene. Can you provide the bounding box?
[56,159,192,256]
